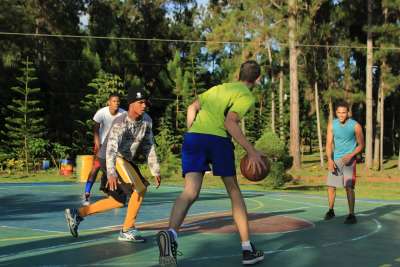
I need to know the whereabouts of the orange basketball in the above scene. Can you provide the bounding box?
[240,154,270,182]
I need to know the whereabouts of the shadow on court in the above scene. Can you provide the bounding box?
[0,230,159,266]
[283,185,326,191]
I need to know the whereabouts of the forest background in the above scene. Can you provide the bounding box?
[0,0,399,193]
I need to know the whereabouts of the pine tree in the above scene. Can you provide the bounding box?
[167,51,191,131]
[3,57,45,173]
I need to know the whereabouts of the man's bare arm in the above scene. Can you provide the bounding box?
[224,112,266,173]
[326,122,335,171]
[187,99,200,129]
[93,122,101,153]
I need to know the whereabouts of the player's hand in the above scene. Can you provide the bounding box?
[154,175,161,189]
[341,154,353,165]
[327,159,336,172]
[107,176,118,191]
[247,150,266,174]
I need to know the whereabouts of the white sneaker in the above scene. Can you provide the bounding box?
[118,228,146,242]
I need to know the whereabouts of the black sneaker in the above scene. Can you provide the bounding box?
[324,209,335,220]
[242,243,264,265]
[344,214,357,224]
[65,208,84,238]
[156,230,178,267]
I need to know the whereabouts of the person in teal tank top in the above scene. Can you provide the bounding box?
[324,100,364,224]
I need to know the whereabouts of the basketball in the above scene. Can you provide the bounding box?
[240,154,270,182]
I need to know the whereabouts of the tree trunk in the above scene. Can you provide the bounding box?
[326,47,333,123]
[379,8,388,170]
[365,0,374,169]
[176,95,179,130]
[267,42,275,133]
[191,55,197,97]
[380,78,384,169]
[393,104,396,155]
[373,85,381,170]
[343,52,353,117]
[315,81,324,167]
[271,90,275,133]
[279,59,285,141]
[288,0,301,169]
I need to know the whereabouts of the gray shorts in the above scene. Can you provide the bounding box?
[327,159,356,188]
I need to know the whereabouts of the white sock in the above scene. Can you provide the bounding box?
[242,241,252,251]
[168,228,178,240]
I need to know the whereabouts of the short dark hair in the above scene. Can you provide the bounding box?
[239,60,261,82]
[108,93,120,99]
[335,100,349,111]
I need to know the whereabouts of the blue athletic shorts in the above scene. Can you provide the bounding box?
[182,132,236,177]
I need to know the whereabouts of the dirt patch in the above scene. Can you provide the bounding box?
[140,212,313,234]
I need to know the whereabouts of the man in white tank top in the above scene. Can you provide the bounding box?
[82,93,125,205]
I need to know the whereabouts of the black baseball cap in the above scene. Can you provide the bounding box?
[127,87,150,105]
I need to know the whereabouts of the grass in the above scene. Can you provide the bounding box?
[289,153,400,179]
[0,169,76,183]
[1,153,399,201]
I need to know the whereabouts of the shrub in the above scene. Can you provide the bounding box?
[5,158,25,174]
[251,131,293,188]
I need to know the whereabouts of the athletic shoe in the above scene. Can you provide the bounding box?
[157,230,178,267]
[344,214,357,224]
[118,228,146,242]
[64,208,83,238]
[324,209,335,220]
[242,243,264,265]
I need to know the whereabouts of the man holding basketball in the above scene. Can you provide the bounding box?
[324,100,364,224]
[156,60,266,266]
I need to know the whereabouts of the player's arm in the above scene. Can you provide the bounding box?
[105,124,124,191]
[342,123,365,164]
[326,122,335,171]
[187,99,200,129]
[93,122,101,154]
[224,111,266,174]
[141,119,161,188]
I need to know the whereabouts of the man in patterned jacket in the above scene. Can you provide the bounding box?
[65,86,161,242]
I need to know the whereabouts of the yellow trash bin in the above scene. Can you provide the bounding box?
[76,155,94,182]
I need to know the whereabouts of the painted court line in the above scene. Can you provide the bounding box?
[0,225,65,234]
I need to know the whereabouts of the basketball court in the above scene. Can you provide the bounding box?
[1,182,400,267]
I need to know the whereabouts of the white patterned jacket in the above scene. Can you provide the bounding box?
[99,112,160,178]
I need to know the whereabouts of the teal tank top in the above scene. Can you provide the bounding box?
[332,118,357,160]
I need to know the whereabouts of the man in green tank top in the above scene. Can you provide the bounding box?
[324,100,364,224]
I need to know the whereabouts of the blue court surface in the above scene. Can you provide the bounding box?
[1,182,400,267]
